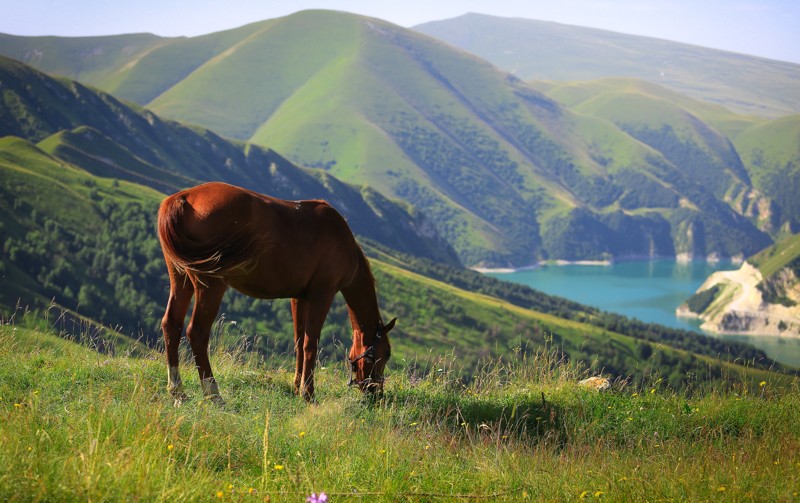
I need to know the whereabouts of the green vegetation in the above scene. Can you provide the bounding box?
[750,233,800,279]
[2,322,799,501]
[686,285,722,314]
[1,10,787,265]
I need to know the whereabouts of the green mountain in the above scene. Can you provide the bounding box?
[0,132,787,388]
[539,78,800,240]
[0,55,790,387]
[0,11,776,265]
[0,55,458,265]
[414,13,800,119]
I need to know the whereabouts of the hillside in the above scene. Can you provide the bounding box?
[539,78,797,239]
[1,126,793,390]
[2,323,799,501]
[0,55,458,265]
[414,13,800,118]
[679,234,800,335]
[0,11,778,266]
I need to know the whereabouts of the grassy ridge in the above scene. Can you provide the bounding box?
[415,13,800,118]
[2,321,799,501]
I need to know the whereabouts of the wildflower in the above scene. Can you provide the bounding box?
[298,431,306,438]
[759,381,767,387]
[167,444,174,451]
[14,403,21,408]
[579,491,589,499]
[409,422,418,426]
[216,491,224,498]
[227,484,234,491]
[248,487,255,495]
[594,491,605,497]
[273,464,284,470]
[717,486,726,492]
[307,492,328,503]
[650,388,656,394]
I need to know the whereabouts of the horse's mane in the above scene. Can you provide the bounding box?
[157,194,264,277]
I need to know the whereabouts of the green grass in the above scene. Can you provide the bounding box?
[2,316,799,501]
[749,233,800,279]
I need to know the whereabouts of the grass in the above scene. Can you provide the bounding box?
[749,233,800,279]
[2,313,800,501]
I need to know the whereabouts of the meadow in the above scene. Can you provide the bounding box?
[2,312,799,502]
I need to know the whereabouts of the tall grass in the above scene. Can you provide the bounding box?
[1,313,799,501]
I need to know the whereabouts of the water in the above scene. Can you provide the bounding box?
[487,260,800,367]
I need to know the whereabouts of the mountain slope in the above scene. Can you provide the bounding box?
[0,137,787,386]
[0,55,459,265]
[414,13,800,118]
[0,12,776,265]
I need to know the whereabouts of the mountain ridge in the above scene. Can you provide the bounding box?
[0,11,790,266]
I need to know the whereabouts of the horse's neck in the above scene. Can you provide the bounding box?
[341,253,380,342]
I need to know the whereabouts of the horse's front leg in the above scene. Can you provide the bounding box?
[186,277,227,404]
[291,298,307,395]
[298,293,335,402]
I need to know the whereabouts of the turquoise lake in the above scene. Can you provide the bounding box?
[487,260,800,367]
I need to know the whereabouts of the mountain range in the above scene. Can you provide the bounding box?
[0,13,795,387]
[2,10,796,266]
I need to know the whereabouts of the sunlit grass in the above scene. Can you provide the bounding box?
[1,314,799,501]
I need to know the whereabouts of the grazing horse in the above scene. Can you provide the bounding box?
[157,182,395,403]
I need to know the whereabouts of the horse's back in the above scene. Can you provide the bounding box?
[158,182,360,297]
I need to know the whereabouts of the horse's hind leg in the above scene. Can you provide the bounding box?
[161,265,193,405]
[186,277,227,403]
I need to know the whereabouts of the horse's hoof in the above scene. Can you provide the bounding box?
[170,390,188,407]
[203,394,226,407]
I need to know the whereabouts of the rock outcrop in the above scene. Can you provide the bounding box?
[677,262,800,336]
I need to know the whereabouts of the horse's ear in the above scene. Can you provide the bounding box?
[384,318,397,332]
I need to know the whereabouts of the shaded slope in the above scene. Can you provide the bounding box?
[0,55,459,265]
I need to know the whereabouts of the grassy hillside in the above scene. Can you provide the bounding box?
[0,54,459,265]
[540,78,787,242]
[414,13,800,118]
[1,114,791,390]
[0,12,778,266]
[2,323,798,501]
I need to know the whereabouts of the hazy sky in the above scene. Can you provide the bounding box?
[2,0,798,63]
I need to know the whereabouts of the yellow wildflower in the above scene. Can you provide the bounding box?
[274,464,284,470]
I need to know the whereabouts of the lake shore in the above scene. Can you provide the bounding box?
[471,256,741,274]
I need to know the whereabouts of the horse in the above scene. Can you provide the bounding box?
[157,182,395,403]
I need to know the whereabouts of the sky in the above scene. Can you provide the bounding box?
[2,0,798,64]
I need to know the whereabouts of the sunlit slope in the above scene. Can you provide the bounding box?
[415,13,800,118]
[0,12,777,265]
[0,55,459,264]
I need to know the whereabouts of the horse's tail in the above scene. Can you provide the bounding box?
[157,193,263,277]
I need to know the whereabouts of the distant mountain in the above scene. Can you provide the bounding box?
[414,13,800,118]
[0,55,459,265]
[0,11,781,265]
[538,78,800,239]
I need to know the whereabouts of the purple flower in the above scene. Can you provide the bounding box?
[307,492,328,503]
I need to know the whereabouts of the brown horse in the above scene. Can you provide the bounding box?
[157,182,395,403]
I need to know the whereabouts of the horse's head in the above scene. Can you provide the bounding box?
[349,318,396,394]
